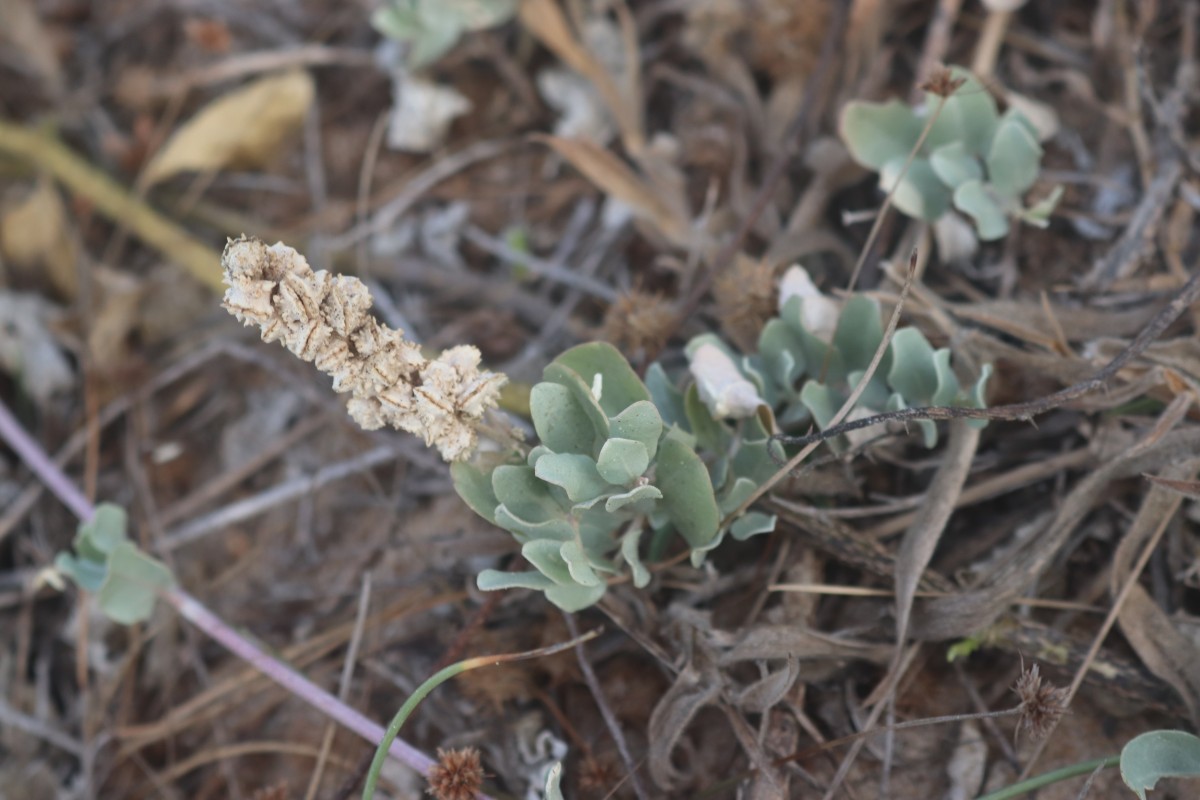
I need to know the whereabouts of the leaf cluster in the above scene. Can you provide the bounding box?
[372,0,519,70]
[452,342,776,611]
[689,278,991,449]
[454,281,992,610]
[839,66,1062,240]
[54,503,174,624]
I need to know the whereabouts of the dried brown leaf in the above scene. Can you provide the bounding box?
[1113,462,1200,725]
[895,419,979,644]
[0,179,79,298]
[913,427,1200,640]
[713,256,777,352]
[539,135,690,246]
[1142,473,1200,500]
[646,659,723,790]
[518,0,643,153]
[142,69,314,185]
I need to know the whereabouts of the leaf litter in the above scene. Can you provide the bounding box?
[1,2,1200,800]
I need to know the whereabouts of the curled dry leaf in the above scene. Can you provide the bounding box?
[221,236,506,461]
[0,179,79,298]
[141,69,314,185]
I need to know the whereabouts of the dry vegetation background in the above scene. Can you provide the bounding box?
[2,1,1200,798]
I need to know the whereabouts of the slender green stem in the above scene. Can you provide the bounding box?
[362,629,599,800]
[975,755,1119,800]
[362,661,466,800]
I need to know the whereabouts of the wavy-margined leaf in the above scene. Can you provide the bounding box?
[1120,730,1200,800]
[620,525,651,588]
[922,68,998,154]
[559,540,604,587]
[645,362,686,428]
[953,179,1010,240]
[595,438,649,485]
[535,452,611,502]
[929,141,983,189]
[546,582,607,611]
[97,543,175,625]
[656,430,720,550]
[1019,185,1063,228]
[833,295,886,374]
[551,341,651,418]
[609,400,663,460]
[604,484,663,513]
[531,381,602,455]
[840,99,923,170]
[492,465,567,523]
[477,569,556,592]
[987,114,1043,197]
[730,511,776,540]
[879,157,952,221]
[450,461,500,524]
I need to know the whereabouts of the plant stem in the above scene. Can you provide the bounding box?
[362,630,600,800]
[0,397,441,788]
[975,756,1119,800]
[167,587,437,775]
[0,119,223,290]
[361,661,464,800]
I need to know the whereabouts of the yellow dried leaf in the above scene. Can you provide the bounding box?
[0,179,79,298]
[141,69,314,185]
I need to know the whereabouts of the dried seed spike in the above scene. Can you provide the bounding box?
[221,236,506,461]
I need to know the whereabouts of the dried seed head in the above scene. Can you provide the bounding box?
[714,256,777,352]
[600,289,677,361]
[221,237,506,461]
[1012,663,1069,743]
[921,66,967,98]
[427,747,485,800]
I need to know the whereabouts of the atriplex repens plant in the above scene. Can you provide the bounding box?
[52,503,174,625]
[451,341,780,611]
[839,66,1062,240]
[688,266,991,450]
[452,265,990,610]
[371,0,518,70]
[218,238,991,611]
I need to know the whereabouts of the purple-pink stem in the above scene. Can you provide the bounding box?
[0,397,437,780]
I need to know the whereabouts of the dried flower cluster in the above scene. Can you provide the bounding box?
[714,256,778,352]
[599,288,677,360]
[427,747,485,800]
[221,236,506,461]
[1012,663,1069,743]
